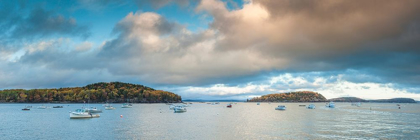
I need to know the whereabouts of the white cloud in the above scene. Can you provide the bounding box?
[172,73,420,100]
[75,41,93,52]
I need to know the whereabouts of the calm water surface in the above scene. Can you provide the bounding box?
[1,103,419,139]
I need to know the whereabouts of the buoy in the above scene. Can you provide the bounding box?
[120,115,123,118]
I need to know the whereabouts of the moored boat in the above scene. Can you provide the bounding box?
[37,105,47,109]
[351,102,361,107]
[275,105,286,110]
[307,104,316,109]
[174,106,187,113]
[122,103,132,108]
[326,102,335,108]
[70,109,100,119]
[22,106,30,111]
[85,107,103,113]
[53,106,63,108]
[105,106,115,110]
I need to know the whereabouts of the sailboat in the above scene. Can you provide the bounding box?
[104,103,115,110]
[37,105,47,109]
[121,99,133,108]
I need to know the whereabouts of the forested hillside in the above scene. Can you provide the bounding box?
[248,91,327,102]
[0,82,182,103]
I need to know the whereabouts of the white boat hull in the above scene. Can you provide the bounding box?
[174,107,187,113]
[70,112,100,119]
[307,104,316,109]
[105,107,115,110]
[275,107,286,110]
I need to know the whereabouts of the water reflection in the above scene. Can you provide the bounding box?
[0,103,419,139]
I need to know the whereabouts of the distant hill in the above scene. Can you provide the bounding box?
[329,97,367,102]
[248,91,327,102]
[368,98,416,103]
[0,82,182,103]
[329,97,416,103]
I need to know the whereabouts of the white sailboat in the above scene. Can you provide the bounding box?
[122,103,132,108]
[37,105,47,109]
[104,103,115,110]
[105,106,115,110]
[121,98,133,108]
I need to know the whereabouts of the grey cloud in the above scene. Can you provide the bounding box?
[11,7,90,39]
[0,1,90,42]
[134,0,192,9]
[5,0,420,96]
[195,0,420,87]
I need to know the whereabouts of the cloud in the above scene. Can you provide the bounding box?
[75,42,93,52]
[0,3,90,41]
[12,8,90,39]
[95,11,284,85]
[133,0,192,9]
[2,0,420,100]
[168,72,420,100]
[194,0,420,85]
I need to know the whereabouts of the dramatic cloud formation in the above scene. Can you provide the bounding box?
[1,0,420,100]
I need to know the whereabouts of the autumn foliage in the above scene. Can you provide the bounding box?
[248,91,327,102]
[0,82,182,103]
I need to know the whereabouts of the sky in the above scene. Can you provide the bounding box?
[1,0,420,100]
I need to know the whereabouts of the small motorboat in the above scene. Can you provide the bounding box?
[85,107,103,113]
[105,106,115,110]
[104,104,115,110]
[227,104,232,108]
[170,104,189,110]
[53,106,63,108]
[275,105,286,110]
[174,106,187,113]
[70,109,100,119]
[351,102,361,107]
[326,102,335,108]
[37,105,47,109]
[122,103,132,108]
[299,105,306,107]
[307,104,316,109]
[22,106,30,111]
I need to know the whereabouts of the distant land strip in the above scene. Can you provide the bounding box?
[0,82,182,103]
[247,91,417,103]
